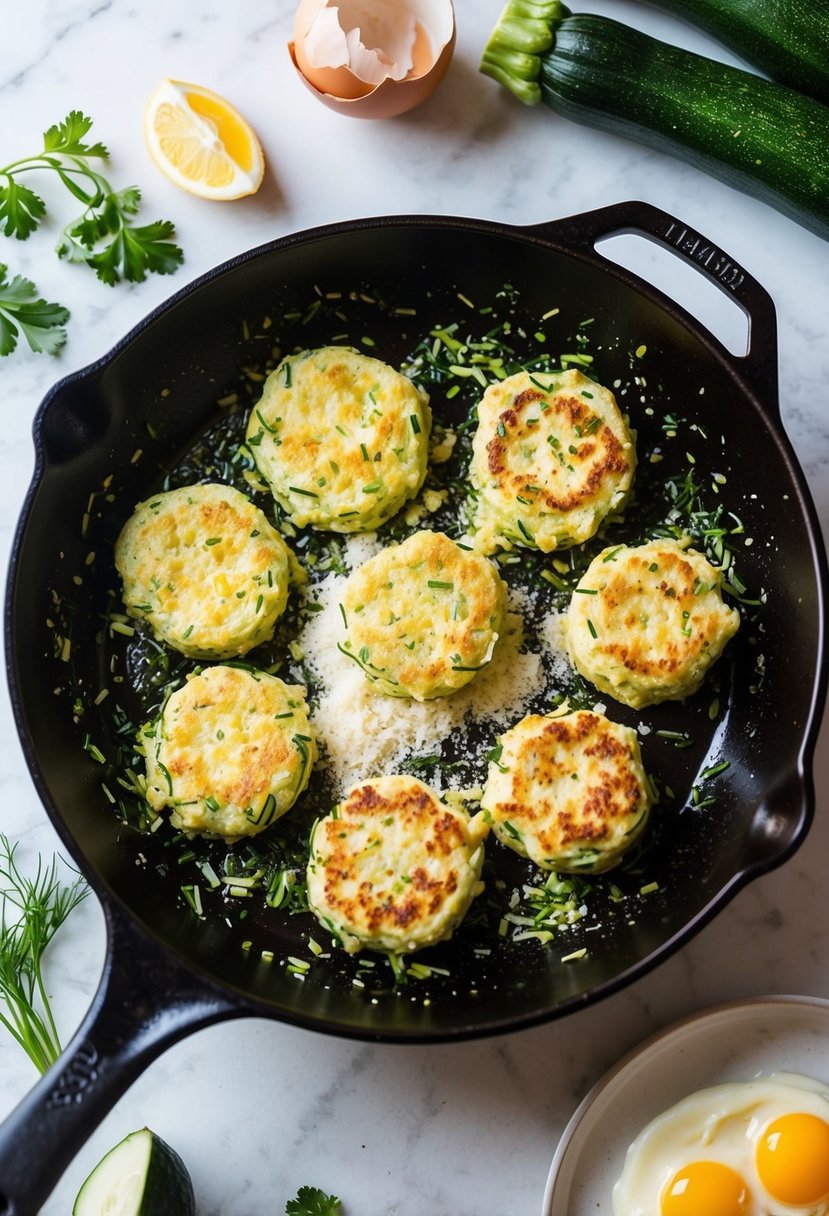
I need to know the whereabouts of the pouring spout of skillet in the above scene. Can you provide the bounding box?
[0,201,826,1214]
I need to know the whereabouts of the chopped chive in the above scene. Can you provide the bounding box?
[255,409,277,434]
[655,729,692,747]
[701,759,730,779]
[539,568,569,591]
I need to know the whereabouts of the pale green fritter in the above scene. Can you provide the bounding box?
[340,530,507,700]
[115,483,297,660]
[246,345,431,532]
[567,538,740,708]
[306,775,489,954]
[143,665,316,839]
[469,368,636,553]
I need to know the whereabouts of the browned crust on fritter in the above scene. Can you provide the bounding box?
[484,389,630,512]
[314,780,468,935]
[587,547,728,679]
[161,667,300,805]
[494,713,645,852]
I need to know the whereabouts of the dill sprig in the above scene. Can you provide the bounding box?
[0,834,88,1073]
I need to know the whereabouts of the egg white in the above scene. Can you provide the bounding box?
[612,1072,829,1216]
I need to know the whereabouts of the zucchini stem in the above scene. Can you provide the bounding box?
[480,0,568,105]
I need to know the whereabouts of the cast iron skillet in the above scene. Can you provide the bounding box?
[1,201,826,1214]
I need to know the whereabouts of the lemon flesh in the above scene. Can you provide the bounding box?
[144,78,264,200]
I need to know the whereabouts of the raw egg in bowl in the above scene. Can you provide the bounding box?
[613,1072,829,1216]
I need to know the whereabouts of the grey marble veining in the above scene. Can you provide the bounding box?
[2,1,828,1212]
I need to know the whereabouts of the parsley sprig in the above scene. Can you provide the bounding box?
[0,834,88,1073]
[0,264,69,356]
[285,1186,342,1216]
[1,111,183,285]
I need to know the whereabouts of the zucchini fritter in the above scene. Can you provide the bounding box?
[340,530,507,700]
[567,538,740,708]
[469,368,635,553]
[115,483,296,660]
[306,775,489,954]
[143,665,316,838]
[481,710,651,873]
[246,345,431,532]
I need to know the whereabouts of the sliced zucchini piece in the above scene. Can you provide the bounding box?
[72,1127,195,1216]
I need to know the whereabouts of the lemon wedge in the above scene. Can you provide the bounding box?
[144,79,265,200]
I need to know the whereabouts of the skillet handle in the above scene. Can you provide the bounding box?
[0,900,240,1216]
[527,200,780,415]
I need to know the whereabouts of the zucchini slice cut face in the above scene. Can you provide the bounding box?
[73,1127,195,1216]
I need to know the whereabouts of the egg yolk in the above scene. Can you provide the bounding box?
[756,1111,829,1204]
[661,1161,749,1216]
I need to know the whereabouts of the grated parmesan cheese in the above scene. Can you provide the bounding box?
[300,575,547,795]
[538,604,573,687]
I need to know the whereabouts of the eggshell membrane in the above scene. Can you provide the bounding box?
[289,0,456,118]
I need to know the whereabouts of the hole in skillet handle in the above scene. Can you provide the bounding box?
[596,232,750,358]
[526,200,780,417]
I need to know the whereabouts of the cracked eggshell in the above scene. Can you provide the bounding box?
[289,0,456,118]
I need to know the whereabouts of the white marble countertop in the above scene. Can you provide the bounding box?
[2,1,828,1213]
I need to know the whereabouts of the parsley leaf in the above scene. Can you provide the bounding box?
[1,111,183,284]
[57,190,183,285]
[0,179,46,240]
[285,1185,343,1216]
[42,110,108,160]
[0,264,69,356]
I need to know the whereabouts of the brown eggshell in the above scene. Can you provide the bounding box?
[288,1,456,119]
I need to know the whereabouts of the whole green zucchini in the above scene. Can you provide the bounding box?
[640,0,829,105]
[480,0,829,241]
